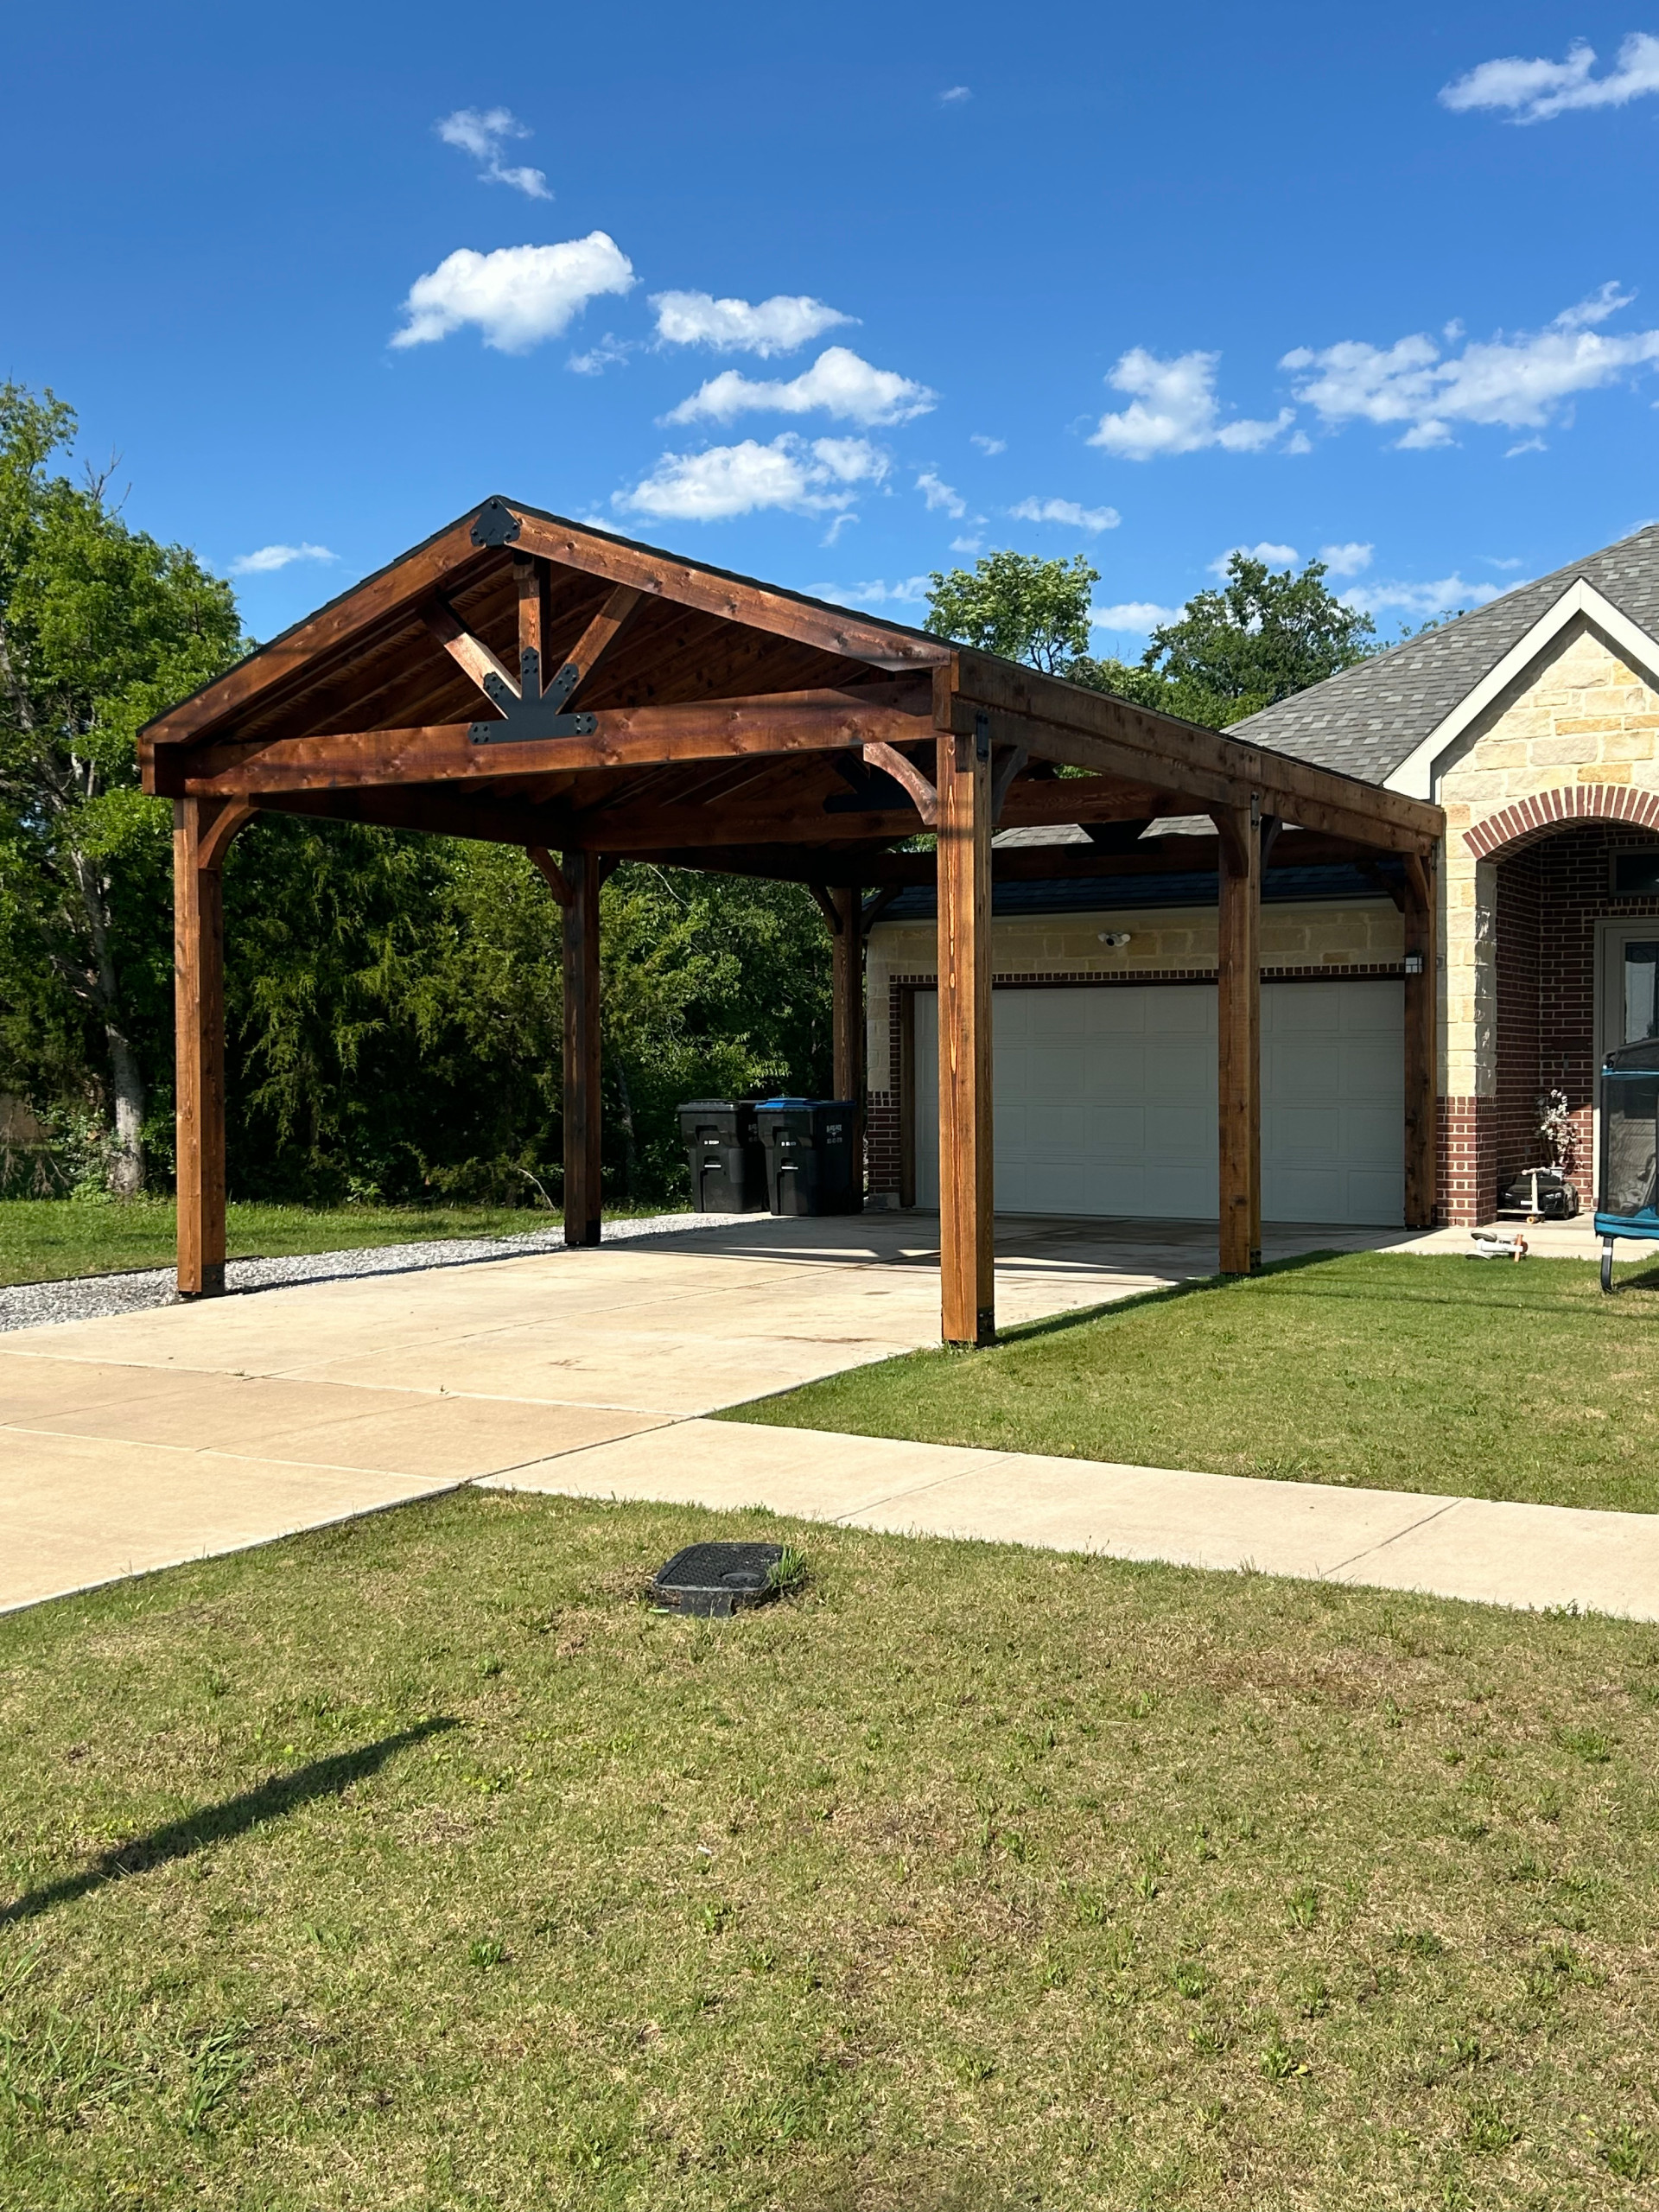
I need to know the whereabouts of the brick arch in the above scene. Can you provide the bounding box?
[1464,783,1659,860]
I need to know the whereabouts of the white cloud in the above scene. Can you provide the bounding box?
[970,433,1006,454]
[1344,573,1508,619]
[939,85,972,104]
[1010,496,1121,533]
[918,471,967,517]
[567,334,634,375]
[1317,540,1374,577]
[392,234,634,352]
[650,290,855,357]
[664,346,935,428]
[614,434,887,523]
[1090,601,1180,632]
[1208,539,1299,576]
[1440,34,1659,124]
[1506,435,1548,457]
[950,535,983,555]
[435,107,550,198]
[1281,284,1659,447]
[1089,349,1295,460]
[229,542,337,575]
[817,575,932,607]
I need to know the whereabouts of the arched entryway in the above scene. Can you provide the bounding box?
[1468,791,1659,1210]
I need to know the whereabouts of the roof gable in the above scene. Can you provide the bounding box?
[1230,524,1659,788]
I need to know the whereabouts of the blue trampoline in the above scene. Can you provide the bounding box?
[1597,1036,1659,1291]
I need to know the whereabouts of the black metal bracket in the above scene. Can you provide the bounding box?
[470,498,523,548]
[468,653,599,743]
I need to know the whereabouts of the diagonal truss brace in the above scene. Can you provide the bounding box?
[422,581,644,746]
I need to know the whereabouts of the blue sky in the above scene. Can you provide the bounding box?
[8,3,1659,652]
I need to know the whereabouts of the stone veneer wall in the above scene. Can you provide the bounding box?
[863,899,1404,1206]
[1437,618,1659,1222]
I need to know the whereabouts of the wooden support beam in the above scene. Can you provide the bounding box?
[950,654,1444,855]
[516,556,552,699]
[990,744,1030,824]
[505,509,950,674]
[861,741,937,824]
[807,883,842,934]
[935,674,995,1345]
[174,797,253,1298]
[172,686,933,798]
[422,593,519,702]
[1214,803,1262,1277]
[560,583,643,702]
[1402,849,1440,1230]
[526,844,572,906]
[563,850,604,1249]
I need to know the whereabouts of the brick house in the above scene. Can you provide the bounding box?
[864,524,1659,1229]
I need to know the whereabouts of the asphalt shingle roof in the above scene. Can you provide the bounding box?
[1229,524,1659,785]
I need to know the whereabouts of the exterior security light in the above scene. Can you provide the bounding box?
[1403,952,1425,975]
[1097,931,1133,948]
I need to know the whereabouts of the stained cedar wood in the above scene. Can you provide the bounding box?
[1214,804,1262,1276]
[560,584,644,699]
[168,689,935,798]
[525,846,572,906]
[1402,852,1439,1230]
[933,662,995,1346]
[516,557,552,700]
[949,659,1440,852]
[173,797,250,1298]
[146,498,1444,1323]
[563,851,603,1248]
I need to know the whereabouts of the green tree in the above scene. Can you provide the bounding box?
[0,385,243,1192]
[924,550,1098,672]
[1128,550,1376,724]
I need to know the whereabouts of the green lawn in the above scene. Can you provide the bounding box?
[3,1491,1659,2209]
[0,1198,688,1290]
[726,1251,1659,1517]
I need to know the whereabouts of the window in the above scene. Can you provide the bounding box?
[1612,849,1659,896]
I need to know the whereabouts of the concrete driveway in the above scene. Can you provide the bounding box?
[0,1211,1402,1613]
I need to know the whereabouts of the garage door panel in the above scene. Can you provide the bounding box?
[913,982,1402,1225]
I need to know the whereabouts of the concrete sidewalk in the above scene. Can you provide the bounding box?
[484,1417,1659,1623]
[3,1208,1655,1624]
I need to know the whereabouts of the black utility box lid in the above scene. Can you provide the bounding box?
[652,1541,785,1618]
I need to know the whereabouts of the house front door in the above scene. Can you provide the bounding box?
[1597,925,1659,1202]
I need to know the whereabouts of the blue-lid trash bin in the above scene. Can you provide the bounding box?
[1596,1037,1659,1290]
[677,1099,770,1214]
[754,1098,861,1217]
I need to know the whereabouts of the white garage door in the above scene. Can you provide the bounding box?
[915,980,1403,1226]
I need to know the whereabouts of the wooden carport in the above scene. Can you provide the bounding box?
[139,498,1445,1346]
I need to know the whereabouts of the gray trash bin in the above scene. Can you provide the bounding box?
[677,1099,769,1213]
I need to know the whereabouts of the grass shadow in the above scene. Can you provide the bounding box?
[0,1717,456,1926]
[974,1245,1348,1349]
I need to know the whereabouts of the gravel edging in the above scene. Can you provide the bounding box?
[0,1211,759,1335]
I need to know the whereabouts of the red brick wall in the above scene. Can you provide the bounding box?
[1488,824,1659,1216]
[1439,1096,1495,1226]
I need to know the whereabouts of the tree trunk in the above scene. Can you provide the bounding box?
[69,847,145,1196]
[609,1051,639,1200]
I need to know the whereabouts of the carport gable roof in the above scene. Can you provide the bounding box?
[140,497,1442,861]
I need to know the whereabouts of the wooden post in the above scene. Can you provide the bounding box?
[1402,849,1439,1228]
[563,849,603,1248]
[174,797,253,1298]
[935,664,995,1345]
[1214,800,1262,1276]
